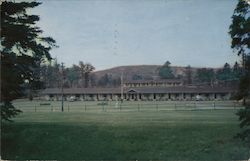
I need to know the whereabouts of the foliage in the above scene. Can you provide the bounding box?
[1,1,57,121]
[195,68,215,83]
[0,103,21,122]
[158,61,175,79]
[66,64,80,88]
[79,61,95,88]
[232,61,244,78]
[236,106,250,142]
[132,74,143,80]
[40,60,61,88]
[229,0,250,61]
[184,65,192,85]
[229,0,250,142]
[216,63,233,80]
[98,74,113,87]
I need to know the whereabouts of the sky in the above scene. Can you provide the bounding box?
[32,0,239,70]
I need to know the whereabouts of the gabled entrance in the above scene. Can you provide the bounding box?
[127,89,138,100]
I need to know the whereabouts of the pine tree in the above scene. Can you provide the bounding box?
[229,0,250,142]
[1,1,57,121]
[159,61,175,79]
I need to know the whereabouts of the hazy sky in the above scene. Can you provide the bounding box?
[33,0,239,70]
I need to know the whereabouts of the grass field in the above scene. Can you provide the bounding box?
[1,100,249,160]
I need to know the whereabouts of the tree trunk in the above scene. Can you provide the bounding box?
[84,73,89,88]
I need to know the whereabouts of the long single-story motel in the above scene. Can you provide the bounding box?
[41,80,237,101]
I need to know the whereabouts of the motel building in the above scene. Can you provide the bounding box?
[41,80,236,101]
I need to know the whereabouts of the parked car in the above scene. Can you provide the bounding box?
[69,96,76,102]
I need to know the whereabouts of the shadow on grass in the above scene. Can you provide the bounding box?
[1,121,249,160]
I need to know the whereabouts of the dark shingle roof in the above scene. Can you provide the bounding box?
[126,86,236,94]
[124,79,182,84]
[41,86,236,95]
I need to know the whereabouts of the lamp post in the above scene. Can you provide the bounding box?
[120,72,124,102]
[61,62,64,112]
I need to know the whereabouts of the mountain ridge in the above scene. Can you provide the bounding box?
[93,65,219,81]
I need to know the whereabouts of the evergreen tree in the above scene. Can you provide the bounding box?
[216,63,233,81]
[158,61,175,79]
[232,61,243,79]
[1,1,57,121]
[66,65,80,88]
[195,68,215,84]
[132,74,143,80]
[185,65,192,85]
[98,74,112,87]
[229,0,250,142]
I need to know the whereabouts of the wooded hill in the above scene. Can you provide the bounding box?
[39,61,242,89]
[94,65,201,81]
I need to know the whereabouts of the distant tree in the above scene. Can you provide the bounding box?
[66,65,80,88]
[159,61,175,79]
[79,61,95,88]
[132,74,143,80]
[195,68,215,84]
[1,1,57,121]
[216,63,233,81]
[48,60,61,88]
[98,74,112,87]
[232,61,243,79]
[185,65,192,85]
[89,73,97,87]
[112,77,121,87]
[229,0,250,142]
[39,60,61,88]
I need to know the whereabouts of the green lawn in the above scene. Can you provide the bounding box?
[1,103,249,160]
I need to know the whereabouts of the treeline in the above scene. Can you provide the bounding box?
[193,62,243,86]
[39,60,243,89]
[39,60,121,88]
[156,61,243,86]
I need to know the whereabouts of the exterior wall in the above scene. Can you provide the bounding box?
[161,94,168,100]
[140,94,148,101]
[185,93,192,101]
[84,94,94,101]
[215,93,222,100]
[223,93,231,100]
[170,93,176,100]
[156,94,165,101]
[44,95,50,101]
[209,93,215,100]
[107,94,113,101]
[42,91,233,101]
[98,94,105,101]
[97,94,113,101]
[124,81,183,88]
[140,93,153,101]
[80,95,85,101]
